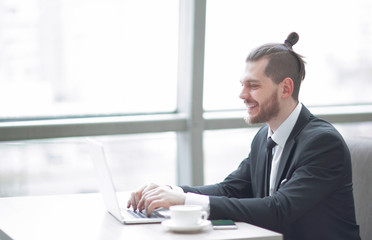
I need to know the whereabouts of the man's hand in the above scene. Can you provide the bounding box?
[127,183,186,215]
[127,183,159,211]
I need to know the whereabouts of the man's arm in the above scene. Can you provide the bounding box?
[126,155,254,214]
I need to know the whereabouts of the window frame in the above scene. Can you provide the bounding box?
[0,0,371,187]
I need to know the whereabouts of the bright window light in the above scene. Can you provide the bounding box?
[204,0,372,111]
[0,0,178,120]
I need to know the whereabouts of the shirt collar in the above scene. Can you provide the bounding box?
[268,102,302,148]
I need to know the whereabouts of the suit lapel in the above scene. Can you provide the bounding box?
[273,106,313,191]
[274,138,295,191]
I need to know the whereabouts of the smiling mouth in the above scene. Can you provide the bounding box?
[245,103,258,112]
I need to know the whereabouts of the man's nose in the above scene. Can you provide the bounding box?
[239,87,249,99]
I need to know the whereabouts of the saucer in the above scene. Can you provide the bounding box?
[161,220,211,233]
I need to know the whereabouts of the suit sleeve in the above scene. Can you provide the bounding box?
[207,131,348,231]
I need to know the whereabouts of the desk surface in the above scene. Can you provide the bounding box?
[0,193,282,240]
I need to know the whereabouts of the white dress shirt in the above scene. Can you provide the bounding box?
[173,103,303,213]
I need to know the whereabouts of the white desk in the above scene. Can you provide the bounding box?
[0,193,282,240]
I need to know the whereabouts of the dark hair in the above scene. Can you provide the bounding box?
[246,32,306,101]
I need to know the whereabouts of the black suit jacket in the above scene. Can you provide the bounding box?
[182,106,361,240]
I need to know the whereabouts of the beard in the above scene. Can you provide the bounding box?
[244,90,280,125]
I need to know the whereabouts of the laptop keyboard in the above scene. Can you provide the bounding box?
[126,209,164,219]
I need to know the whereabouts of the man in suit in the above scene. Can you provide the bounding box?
[127,32,361,240]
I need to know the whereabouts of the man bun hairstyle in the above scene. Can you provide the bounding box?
[246,32,306,101]
[284,32,299,49]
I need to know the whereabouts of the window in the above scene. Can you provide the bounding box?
[204,128,257,184]
[203,0,372,111]
[0,133,176,197]
[0,0,371,197]
[0,0,178,120]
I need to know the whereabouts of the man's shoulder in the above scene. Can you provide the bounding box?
[294,105,343,141]
[301,115,341,139]
[295,116,348,157]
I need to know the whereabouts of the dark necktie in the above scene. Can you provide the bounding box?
[264,137,277,196]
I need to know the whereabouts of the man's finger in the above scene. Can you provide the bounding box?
[138,187,158,211]
[127,185,147,210]
[145,196,164,215]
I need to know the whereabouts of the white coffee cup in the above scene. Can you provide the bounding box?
[169,205,207,226]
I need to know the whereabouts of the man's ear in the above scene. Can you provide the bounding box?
[280,77,294,99]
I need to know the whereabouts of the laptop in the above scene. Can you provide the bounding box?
[86,138,169,224]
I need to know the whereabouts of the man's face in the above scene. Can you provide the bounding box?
[239,58,280,125]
